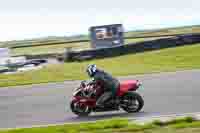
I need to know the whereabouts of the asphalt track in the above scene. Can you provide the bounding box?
[0,70,200,129]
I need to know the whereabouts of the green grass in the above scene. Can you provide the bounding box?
[11,41,91,56]
[0,35,89,48]
[124,25,200,37]
[0,43,200,87]
[0,117,200,133]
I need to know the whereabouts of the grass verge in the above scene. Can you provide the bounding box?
[0,117,200,133]
[1,43,200,87]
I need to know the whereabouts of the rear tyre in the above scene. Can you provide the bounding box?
[70,100,92,117]
[121,92,144,113]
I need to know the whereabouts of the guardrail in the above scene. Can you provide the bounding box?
[64,33,200,62]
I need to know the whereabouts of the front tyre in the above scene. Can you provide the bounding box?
[70,100,92,117]
[121,92,144,113]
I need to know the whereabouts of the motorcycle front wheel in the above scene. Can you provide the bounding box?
[70,100,92,117]
[120,92,144,113]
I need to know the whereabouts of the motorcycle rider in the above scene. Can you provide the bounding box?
[86,64,120,107]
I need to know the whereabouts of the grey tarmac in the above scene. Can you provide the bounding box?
[0,70,200,129]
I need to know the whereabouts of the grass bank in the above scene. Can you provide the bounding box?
[1,117,200,133]
[1,43,200,87]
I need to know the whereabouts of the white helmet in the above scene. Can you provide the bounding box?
[86,64,97,77]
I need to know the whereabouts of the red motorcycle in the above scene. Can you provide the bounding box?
[70,79,144,116]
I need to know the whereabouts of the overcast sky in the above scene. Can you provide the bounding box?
[0,0,199,41]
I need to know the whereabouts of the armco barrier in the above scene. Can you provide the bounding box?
[14,53,63,60]
[65,34,200,62]
[10,33,196,49]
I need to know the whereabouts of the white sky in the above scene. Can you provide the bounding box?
[0,0,199,41]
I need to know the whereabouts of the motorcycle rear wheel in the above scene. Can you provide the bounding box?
[121,92,144,113]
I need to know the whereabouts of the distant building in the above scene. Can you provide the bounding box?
[89,24,124,49]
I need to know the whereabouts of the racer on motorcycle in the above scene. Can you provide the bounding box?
[86,64,120,107]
